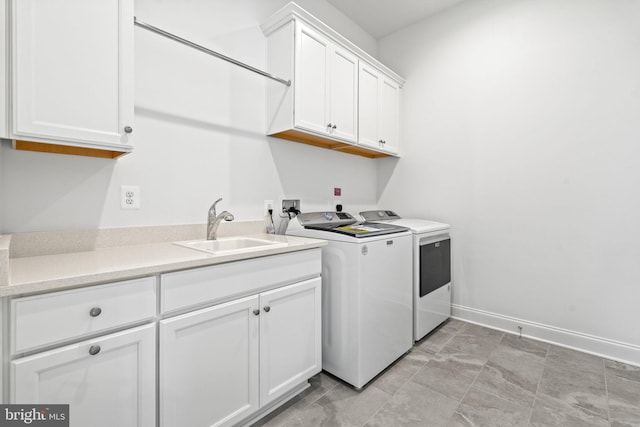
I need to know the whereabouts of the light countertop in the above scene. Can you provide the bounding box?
[1,233,326,297]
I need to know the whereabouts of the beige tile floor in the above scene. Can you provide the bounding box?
[253,319,640,427]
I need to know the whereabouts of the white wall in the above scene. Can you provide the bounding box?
[0,0,378,233]
[378,0,640,361]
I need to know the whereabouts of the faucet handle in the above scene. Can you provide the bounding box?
[209,198,223,217]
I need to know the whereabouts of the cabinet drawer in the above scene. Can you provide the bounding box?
[161,249,321,315]
[11,277,156,354]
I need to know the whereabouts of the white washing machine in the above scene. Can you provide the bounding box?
[287,211,413,389]
[360,210,451,342]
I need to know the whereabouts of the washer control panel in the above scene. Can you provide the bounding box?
[297,211,357,228]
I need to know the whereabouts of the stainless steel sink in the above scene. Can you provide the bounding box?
[174,237,287,255]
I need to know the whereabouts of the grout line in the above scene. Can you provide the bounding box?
[452,331,505,416]
[360,349,431,427]
[367,320,469,426]
[603,358,612,425]
[526,342,549,425]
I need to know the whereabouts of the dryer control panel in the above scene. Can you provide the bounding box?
[360,210,402,221]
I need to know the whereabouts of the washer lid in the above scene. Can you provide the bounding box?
[323,222,409,238]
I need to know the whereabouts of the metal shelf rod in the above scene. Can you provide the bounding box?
[134,17,291,87]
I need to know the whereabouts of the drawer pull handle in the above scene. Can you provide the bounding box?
[263,306,271,313]
[89,345,101,356]
[124,126,133,134]
[253,309,260,316]
[89,307,102,317]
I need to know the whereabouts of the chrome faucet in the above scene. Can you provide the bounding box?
[207,198,234,240]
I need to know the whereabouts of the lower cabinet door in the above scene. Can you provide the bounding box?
[11,323,156,427]
[259,277,322,406]
[160,295,260,427]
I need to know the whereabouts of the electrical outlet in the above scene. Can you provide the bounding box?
[264,200,274,214]
[121,185,140,210]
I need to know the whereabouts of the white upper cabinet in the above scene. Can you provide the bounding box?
[329,46,358,143]
[379,78,400,154]
[0,0,8,139]
[263,3,404,159]
[358,62,382,150]
[359,62,400,155]
[294,23,331,136]
[289,21,357,143]
[9,0,134,158]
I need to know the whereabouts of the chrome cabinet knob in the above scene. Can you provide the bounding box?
[263,306,271,313]
[124,126,133,134]
[89,307,102,317]
[89,345,101,356]
[253,309,260,316]
[332,124,337,129]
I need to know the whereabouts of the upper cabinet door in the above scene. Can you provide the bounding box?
[294,22,330,136]
[379,77,400,154]
[329,46,358,143]
[358,62,400,155]
[0,0,8,139]
[358,62,381,149]
[11,0,134,149]
[294,22,357,143]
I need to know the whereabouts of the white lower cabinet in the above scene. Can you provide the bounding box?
[260,278,321,407]
[11,323,156,427]
[160,296,260,427]
[3,248,322,427]
[160,277,322,427]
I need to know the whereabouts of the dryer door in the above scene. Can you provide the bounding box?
[419,238,451,297]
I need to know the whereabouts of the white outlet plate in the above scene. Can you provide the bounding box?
[121,185,140,210]
[264,199,274,214]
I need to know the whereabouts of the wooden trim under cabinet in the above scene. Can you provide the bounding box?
[13,140,130,159]
[270,129,393,159]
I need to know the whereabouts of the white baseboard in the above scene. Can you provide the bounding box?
[452,304,640,367]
